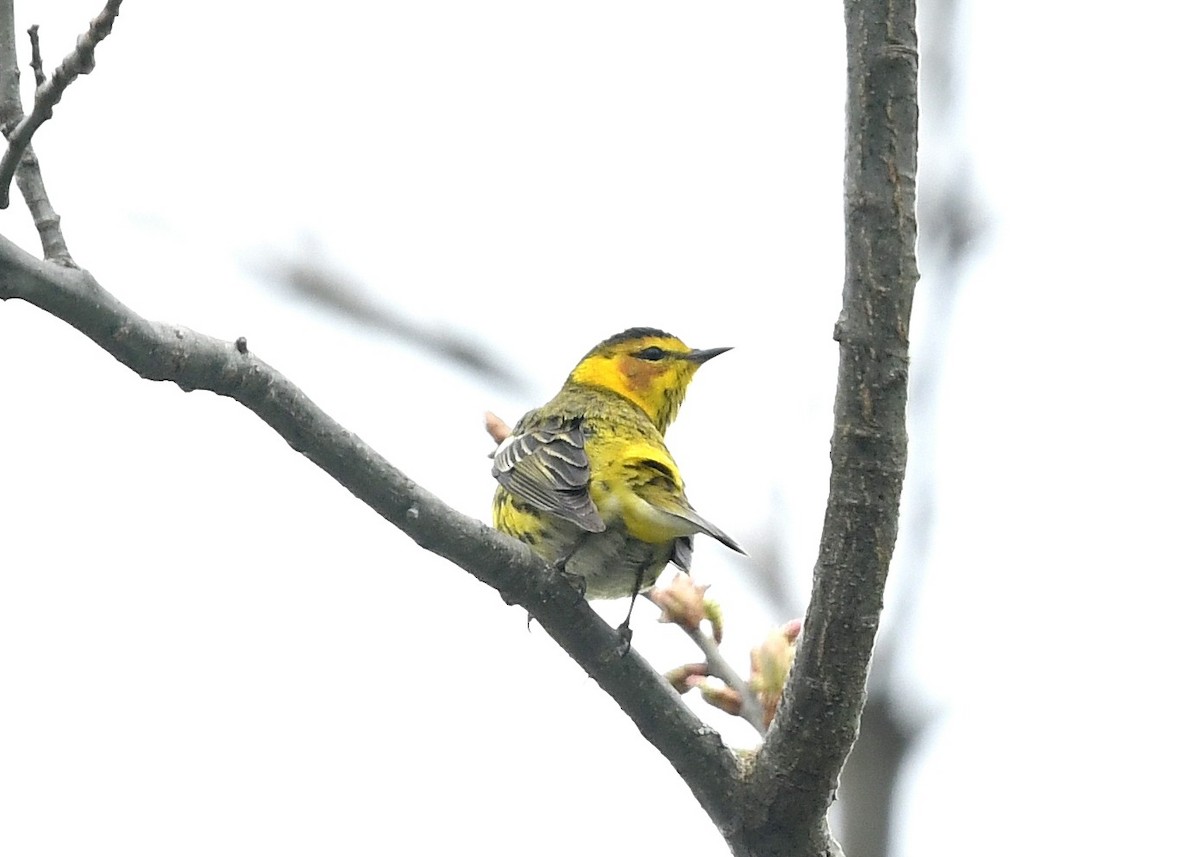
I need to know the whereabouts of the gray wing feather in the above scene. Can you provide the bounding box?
[492,415,605,533]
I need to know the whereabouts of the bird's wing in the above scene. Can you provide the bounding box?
[623,446,746,556]
[492,415,605,533]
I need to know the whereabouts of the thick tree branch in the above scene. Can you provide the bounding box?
[738,0,919,854]
[837,0,982,851]
[0,0,121,210]
[0,234,745,837]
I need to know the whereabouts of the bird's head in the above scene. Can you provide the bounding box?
[568,327,731,433]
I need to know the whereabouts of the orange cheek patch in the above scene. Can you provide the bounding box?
[618,355,658,391]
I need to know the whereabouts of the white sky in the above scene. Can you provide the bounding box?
[1,2,1197,855]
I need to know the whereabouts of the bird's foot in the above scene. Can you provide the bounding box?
[556,566,588,601]
[615,619,633,657]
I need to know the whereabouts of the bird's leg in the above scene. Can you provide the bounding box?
[615,567,645,656]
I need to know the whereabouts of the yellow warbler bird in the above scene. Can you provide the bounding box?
[491,327,744,638]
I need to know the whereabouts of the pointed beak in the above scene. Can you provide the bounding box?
[685,346,733,365]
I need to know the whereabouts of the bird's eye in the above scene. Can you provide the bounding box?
[634,346,666,361]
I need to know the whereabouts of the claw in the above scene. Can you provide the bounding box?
[615,620,633,657]
[562,571,588,600]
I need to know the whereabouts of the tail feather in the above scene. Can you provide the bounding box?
[665,503,746,555]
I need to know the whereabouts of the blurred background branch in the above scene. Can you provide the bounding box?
[259,248,530,394]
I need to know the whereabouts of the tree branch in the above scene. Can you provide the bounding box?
[0,234,745,837]
[27,25,46,87]
[0,0,121,210]
[739,0,919,853]
[0,1,76,264]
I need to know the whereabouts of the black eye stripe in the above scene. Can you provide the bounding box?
[634,346,666,361]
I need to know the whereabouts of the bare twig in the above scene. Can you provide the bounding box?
[27,24,44,86]
[0,1,75,264]
[0,0,122,209]
[651,575,769,735]
[682,625,767,736]
[10,143,74,264]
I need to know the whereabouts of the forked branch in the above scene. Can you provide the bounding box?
[0,0,122,209]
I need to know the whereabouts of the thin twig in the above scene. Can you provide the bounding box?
[11,140,74,264]
[27,24,44,86]
[0,1,74,264]
[0,0,122,209]
[682,625,767,736]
